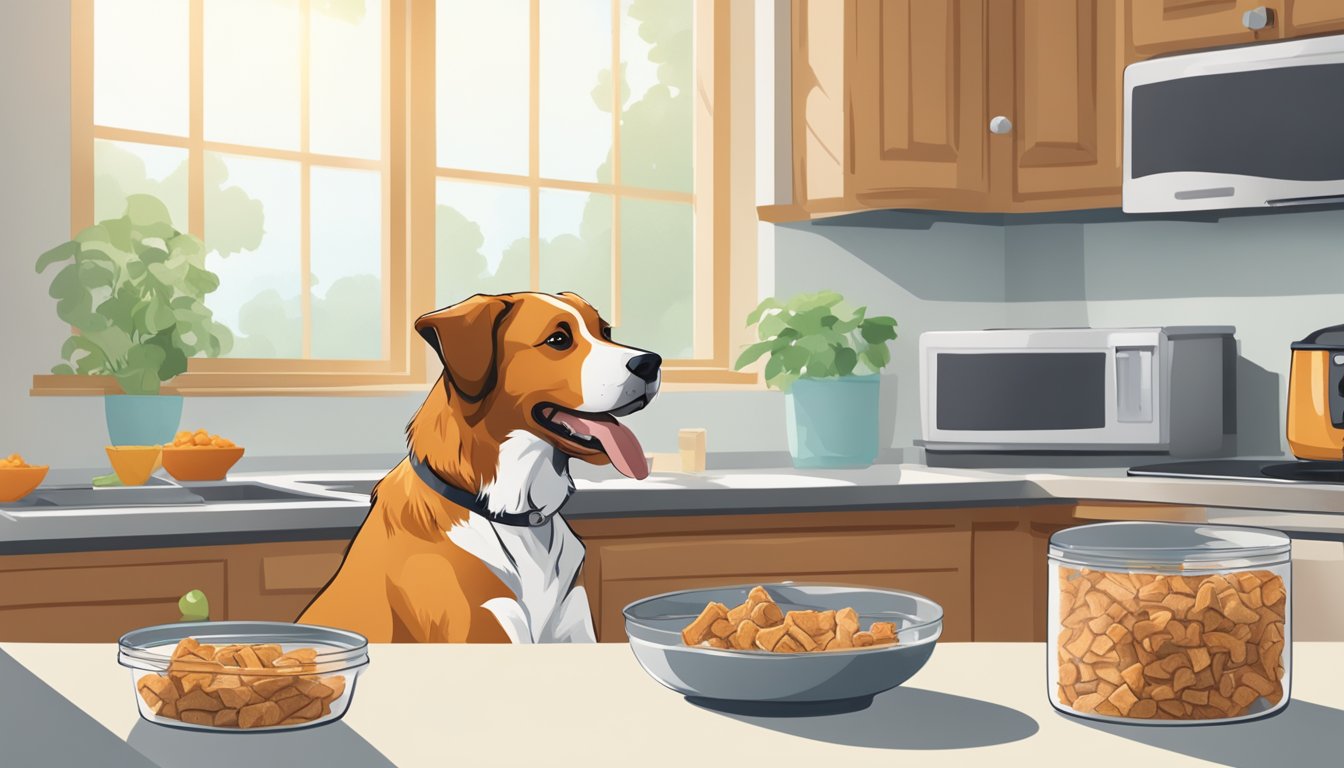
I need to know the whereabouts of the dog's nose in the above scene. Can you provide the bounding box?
[626,353,662,383]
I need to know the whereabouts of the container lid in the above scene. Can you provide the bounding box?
[1291,323,1344,350]
[1049,521,1290,569]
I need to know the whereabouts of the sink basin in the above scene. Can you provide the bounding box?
[182,482,333,504]
[2,480,340,511]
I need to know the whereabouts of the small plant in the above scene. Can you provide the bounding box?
[734,291,898,391]
[37,194,233,395]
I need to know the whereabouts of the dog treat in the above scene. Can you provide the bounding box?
[681,586,900,653]
[1055,568,1286,720]
[1,453,33,468]
[137,637,346,729]
[166,429,237,449]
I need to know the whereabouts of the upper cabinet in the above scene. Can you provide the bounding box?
[762,0,1344,222]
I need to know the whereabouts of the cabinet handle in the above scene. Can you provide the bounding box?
[989,115,1013,135]
[1243,6,1272,31]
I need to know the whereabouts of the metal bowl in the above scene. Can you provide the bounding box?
[623,583,942,714]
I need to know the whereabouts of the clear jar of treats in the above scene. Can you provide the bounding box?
[1048,521,1291,724]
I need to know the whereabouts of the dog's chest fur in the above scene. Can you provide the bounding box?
[446,432,592,642]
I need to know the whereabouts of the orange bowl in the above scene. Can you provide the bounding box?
[0,465,49,502]
[161,446,245,482]
[105,446,163,486]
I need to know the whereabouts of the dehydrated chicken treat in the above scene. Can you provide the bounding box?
[681,586,900,653]
[137,637,346,729]
[1055,568,1287,720]
[167,429,237,449]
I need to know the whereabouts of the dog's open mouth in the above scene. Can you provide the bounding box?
[533,400,650,480]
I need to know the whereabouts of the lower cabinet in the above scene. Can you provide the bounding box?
[571,504,1081,643]
[0,539,349,641]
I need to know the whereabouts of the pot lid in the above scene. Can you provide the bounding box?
[1049,521,1289,568]
[1292,323,1344,350]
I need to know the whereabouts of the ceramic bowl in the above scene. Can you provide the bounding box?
[161,446,245,482]
[104,446,163,486]
[0,465,50,502]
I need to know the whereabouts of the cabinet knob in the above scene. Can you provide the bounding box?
[1243,6,1272,30]
[989,115,1013,135]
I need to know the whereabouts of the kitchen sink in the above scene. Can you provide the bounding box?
[3,480,342,511]
[182,482,333,503]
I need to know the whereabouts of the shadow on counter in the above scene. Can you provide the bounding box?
[694,686,1038,750]
[128,718,395,768]
[1077,699,1344,768]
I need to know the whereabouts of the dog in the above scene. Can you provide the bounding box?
[298,292,660,642]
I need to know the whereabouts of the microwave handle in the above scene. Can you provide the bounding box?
[1116,348,1154,423]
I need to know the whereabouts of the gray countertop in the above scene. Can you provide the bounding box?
[3,461,1344,554]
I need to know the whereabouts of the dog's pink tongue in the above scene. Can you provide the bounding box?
[551,412,649,480]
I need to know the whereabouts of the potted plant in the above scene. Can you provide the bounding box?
[37,194,233,445]
[734,290,898,468]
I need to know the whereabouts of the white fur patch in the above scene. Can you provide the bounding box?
[446,511,593,643]
[477,430,573,518]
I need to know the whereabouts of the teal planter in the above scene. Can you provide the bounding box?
[785,375,881,469]
[104,395,183,446]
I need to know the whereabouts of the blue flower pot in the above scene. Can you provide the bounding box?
[104,395,183,446]
[785,374,881,469]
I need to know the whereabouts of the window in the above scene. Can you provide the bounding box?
[54,0,746,395]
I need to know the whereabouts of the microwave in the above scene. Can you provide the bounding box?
[1124,33,1344,213]
[918,327,1235,455]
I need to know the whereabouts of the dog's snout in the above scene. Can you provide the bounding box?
[626,353,662,383]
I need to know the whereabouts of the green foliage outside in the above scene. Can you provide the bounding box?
[36,194,234,395]
[439,0,695,358]
[735,291,899,392]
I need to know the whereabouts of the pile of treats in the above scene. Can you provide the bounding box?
[1,453,33,467]
[1057,568,1286,720]
[681,586,899,653]
[167,430,236,448]
[136,638,346,729]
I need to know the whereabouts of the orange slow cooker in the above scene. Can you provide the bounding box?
[1288,324,1344,461]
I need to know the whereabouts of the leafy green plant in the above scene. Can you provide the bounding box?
[734,290,898,391]
[36,194,233,395]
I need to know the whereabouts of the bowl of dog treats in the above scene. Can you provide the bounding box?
[118,621,368,731]
[623,583,942,713]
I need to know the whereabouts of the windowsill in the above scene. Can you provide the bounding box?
[30,369,763,397]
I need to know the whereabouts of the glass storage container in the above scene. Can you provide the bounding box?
[1048,521,1290,724]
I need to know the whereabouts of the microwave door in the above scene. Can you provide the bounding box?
[934,352,1108,433]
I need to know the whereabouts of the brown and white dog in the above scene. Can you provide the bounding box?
[298,292,660,642]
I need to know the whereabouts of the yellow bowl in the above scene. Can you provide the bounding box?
[161,446,245,482]
[105,446,163,486]
[0,465,49,502]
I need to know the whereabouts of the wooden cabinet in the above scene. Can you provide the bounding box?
[1127,0,1282,59]
[571,504,1084,643]
[0,539,348,641]
[847,0,989,208]
[1013,0,1125,202]
[1284,0,1344,36]
[779,0,1124,219]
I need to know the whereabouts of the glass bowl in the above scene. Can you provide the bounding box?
[624,583,943,714]
[118,621,369,732]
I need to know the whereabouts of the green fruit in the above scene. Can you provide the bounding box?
[178,589,209,621]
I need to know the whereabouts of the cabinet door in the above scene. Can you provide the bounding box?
[1285,0,1344,36]
[1128,0,1283,59]
[849,0,989,208]
[1012,0,1123,201]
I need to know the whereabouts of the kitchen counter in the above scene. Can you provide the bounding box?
[4,642,1343,767]
[5,461,1344,553]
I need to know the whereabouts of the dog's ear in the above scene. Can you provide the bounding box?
[414,294,514,404]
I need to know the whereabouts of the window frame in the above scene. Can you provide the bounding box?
[38,0,751,397]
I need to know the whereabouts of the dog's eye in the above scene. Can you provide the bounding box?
[544,330,572,350]
[600,326,612,341]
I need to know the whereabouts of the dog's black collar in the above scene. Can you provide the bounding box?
[409,452,550,527]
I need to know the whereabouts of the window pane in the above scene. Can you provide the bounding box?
[93,140,188,230]
[93,0,188,136]
[620,0,692,192]
[203,153,302,358]
[310,0,382,159]
[310,166,383,359]
[204,0,301,150]
[538,189,611,315]
[435,180,530,306]
[619,198,692,357]
[436,0,528,174]
[539,1,612,182]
